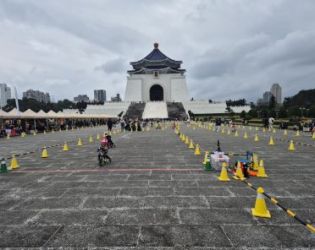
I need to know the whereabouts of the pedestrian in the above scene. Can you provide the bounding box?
[107,118,113,132]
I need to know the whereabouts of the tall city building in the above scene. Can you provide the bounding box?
[270,83,282,104]
[0,83,12,107]
[23,89,50,103]
[73,94,90,103]
[262,91,273,104]
[94,89,106,102]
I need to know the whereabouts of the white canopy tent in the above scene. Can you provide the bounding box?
[0,109,117,119]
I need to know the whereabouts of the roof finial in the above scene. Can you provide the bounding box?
[154,42,159,49]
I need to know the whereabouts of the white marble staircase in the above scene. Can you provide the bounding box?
[142,102,168,119]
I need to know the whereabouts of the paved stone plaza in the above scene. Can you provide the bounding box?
[0,124,314,249]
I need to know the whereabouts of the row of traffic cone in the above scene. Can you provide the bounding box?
[179,133,201,156]
[41,134,102,159]
[216,162,271,218]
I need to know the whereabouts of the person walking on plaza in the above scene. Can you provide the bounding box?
[107,118,113,132]
[268,117,275,130]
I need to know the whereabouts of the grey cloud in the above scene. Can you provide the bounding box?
[94,58,126,74]
[0,0,315,102]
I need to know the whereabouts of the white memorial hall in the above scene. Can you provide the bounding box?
[85,43,250,119]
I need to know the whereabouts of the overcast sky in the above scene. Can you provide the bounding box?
[1,0,315,102]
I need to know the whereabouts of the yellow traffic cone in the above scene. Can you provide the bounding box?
[194,144,201,155]
[89,136,94,143]
[253,154,259,170]
[185,136,189,145]
[254,134,259,142]
[257,159,268,177]
[255,127,259,131]
[312,132,315,140]
[6,134,10,139]
[202,151,209,164]
[243,132,248,139]
[227,130,231,135]
[262,128,266,133]
[41,146,48,158]
[221,129,225,134]
[234,131,239,137]
[272,129,276,133]
[96,134,100,140]
[10,155,19,169]
[63,142,69,151]
[268,136,275,145]
[218,162,230,181]
[188,139,194,149]
[77,138,83,146]
[21,132,25,138]
[181,134,186,142]
[295,130,300,136]
[251,187,271,218]
[288,140,295,151]
[283,130,287,136]
[234,161,245,180]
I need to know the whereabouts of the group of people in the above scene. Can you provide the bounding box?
[106,118,164,132]
[0,119,108,138]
